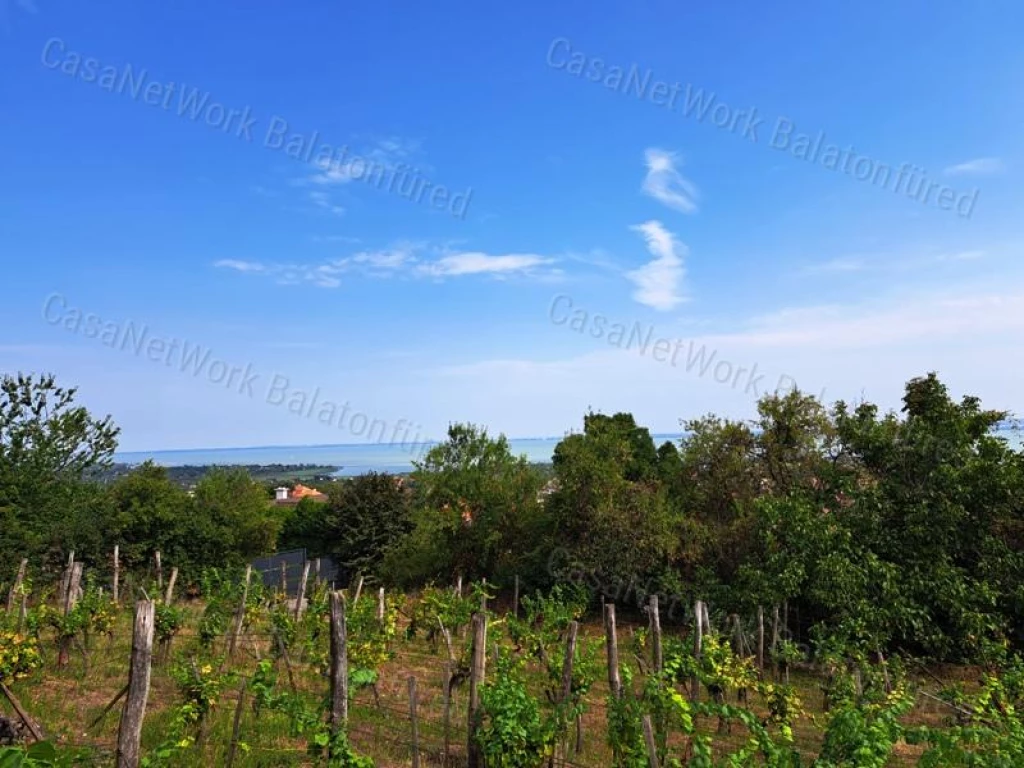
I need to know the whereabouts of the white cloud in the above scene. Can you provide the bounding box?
[309,191,345,216]
[420,252,553,277]
[214,260,266,273]
[641,148,699,214]
[627,220,687,311]
[352,246,416,269]
[307,137,421,186]
[214,243,557,287]
[943,157,1005,176]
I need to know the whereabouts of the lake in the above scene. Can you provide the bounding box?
[114,428,1021,477]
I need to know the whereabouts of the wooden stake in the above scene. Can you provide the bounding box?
[329,591,348,734]
[603,603,622,699]
[556,620,579,764]
[228,566,251,658]
[64,562,83,615]
[757,607,765,673]
[112,546,120,605]
[272,630,298,694]
[225,678,247,768]
[154,551,162,591]
[6,559,26,613]
[295,561,310,620]
[377,587,385,624]
[0,683,43,742]
[649,595,662,674]
[408,676,420,768]
[164,567,178,606]
[691,599,703,701]
[352,574,364,605]
[642,714,658,768]
[512,575,520,619]
[57,552,74,609]
[279,560,287,596]
[467,612,487,768]
[438,617,455,662]
[88,683,129,731]
[116,600,155,768]
[442,660,452,766]
[771,605,780,678]
[560,621,579,701]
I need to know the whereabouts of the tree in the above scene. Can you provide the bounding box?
[104,462,192,570]
[188,467,280,569]
[0,374,119,574]
[329,472,412,580]
[384,424,544,586]
[545,411,680,609]
[278,472,414,582]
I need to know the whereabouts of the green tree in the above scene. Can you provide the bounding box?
[546,411,680,608]
[384,424,544,586]
[0,374,119,574]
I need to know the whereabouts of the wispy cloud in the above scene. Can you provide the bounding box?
[627,220,687,311]
[308,191,345,216]
[419,252,552,278]
[641,148,699,214]
[306,137,421,186]
[214,259,266,273]
[214,243,557,287]
[943,157,1005,176]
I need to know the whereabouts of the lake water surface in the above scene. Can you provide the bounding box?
[115,428,1021,477]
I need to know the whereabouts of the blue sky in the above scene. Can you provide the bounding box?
[2,0,1023,452]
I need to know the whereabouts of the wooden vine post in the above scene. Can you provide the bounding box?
[556,620,579,765]
[294,561,311,620]
[467,611,487,768]
[512,574,520,619]
[154,551,162,591]
[329,591,349,735]
[6,559,27,613]
[757,606,765,673]
[227,566,251,658]
[691,599,704,701]
[225,677,248,768]
[642,715,658,768]
[164,567,178,606]
[408,676,421,768]
[604,603,622,699]
[649,594,663,675]
[116,600,155,768]
[57,552,74,608]
[442,660,452,765]
[352,574,364,604]
[112,546,120,605]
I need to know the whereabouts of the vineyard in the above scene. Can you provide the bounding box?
[0,555,1021,767]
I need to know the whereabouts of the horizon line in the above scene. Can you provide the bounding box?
[113,431,689,457]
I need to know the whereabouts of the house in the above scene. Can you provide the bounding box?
[274,483,328,505]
